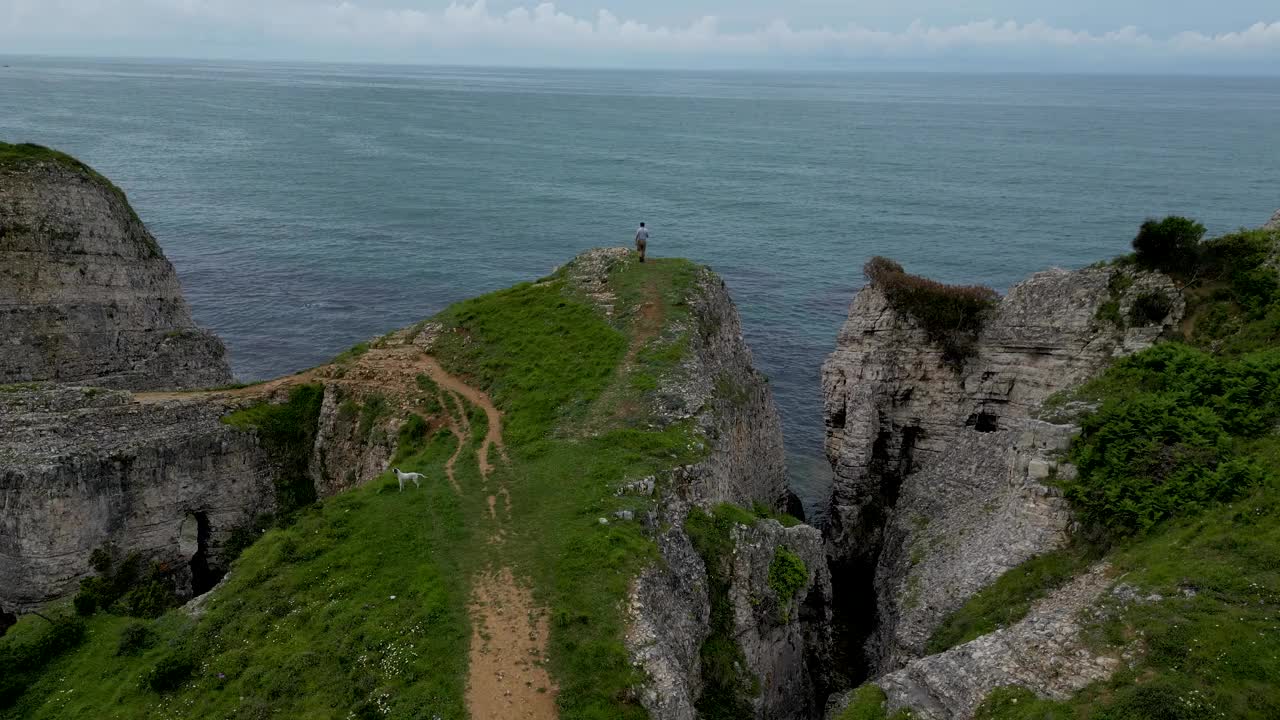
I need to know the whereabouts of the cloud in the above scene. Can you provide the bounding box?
[2,0,1278,67]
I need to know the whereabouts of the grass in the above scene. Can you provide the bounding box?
[834,684,916,720]
[973,474,1280,720]
[3,252,716,719]
[1,430,474,719]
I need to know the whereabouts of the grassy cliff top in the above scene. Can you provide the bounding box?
[0,251,722,720]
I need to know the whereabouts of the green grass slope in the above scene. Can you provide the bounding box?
[1,253,713,720]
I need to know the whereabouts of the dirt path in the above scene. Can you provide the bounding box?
[135,342,557,718]
[466,568,558,720]
[421,356,509,477]
[413,358,557,719]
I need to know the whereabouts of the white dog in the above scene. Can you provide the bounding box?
[392,467,426,492]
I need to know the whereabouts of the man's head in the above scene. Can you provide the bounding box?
[640,222,645,228]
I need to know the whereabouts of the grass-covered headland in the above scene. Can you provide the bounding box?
[1,253,716,720]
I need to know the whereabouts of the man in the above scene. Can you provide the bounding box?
[634,222,650,262]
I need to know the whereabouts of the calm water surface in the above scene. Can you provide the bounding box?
[3,58,1278,516]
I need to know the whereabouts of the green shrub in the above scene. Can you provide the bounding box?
[1063,343,1280,535]
[396,413,430,460]
[768,548,808,600]
[864,257,999,368]
[141,649,195,693]
[116,622,154,656]
[73,543,180,620]
[117,579,178,619]
[1132,216,1205,273]
[1128,291,1173,326]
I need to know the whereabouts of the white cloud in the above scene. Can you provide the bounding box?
[1,0,1278,67]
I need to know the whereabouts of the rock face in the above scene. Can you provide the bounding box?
[0,386,276,611]
[617,258,829,720]
[1265,208,1280,230]
[828,563,1119,720]
[822,263,1182,671]
[0,145,231,390]
[729,520,834,720]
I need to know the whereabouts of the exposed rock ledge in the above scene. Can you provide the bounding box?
[828,563,1118,720]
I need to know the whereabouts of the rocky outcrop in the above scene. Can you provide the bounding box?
[873,563,1117,720]
[827,563,1119,720]
[730,520,834,720]
[1265,209,1280,230]
[679,270,791,511]
[593,251,827,720]
[822,263,1182,671]
[0,385,276,611]
[0,144,231,390]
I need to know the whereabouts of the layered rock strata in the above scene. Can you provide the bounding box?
[0,145,231,390]
[0,385,275,611]
[822,263,1182,671]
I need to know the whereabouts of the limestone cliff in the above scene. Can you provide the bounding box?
[0,385,276,611]
[605,254,830,720]
[821,262,1183,672]
[0,144,231,390]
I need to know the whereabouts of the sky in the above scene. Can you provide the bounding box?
[1,0,1278,72]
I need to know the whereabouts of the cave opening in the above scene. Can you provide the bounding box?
[189,511,217,596]
[966,411,1000,432]
[0,606,16,637]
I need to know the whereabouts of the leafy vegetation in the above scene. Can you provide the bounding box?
[1062,343,1277,535]
[72,547,177,620]
[834,684,916,720]
[863,256,999,368]
[1131,216,1206,274]
[685,504,761,720]
[768,548,808,601]
[222,384,325,515]
[1127,290,1173,326]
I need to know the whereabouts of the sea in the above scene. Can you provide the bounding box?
[3,57,1278,518]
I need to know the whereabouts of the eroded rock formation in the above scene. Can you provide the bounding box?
[0,386,275,611]
[822,263,1183,671]
[0,145,231,390]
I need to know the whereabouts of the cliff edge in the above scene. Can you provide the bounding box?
[0,143,231,390]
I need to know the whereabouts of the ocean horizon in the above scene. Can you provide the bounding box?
[4,56,1278,516]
